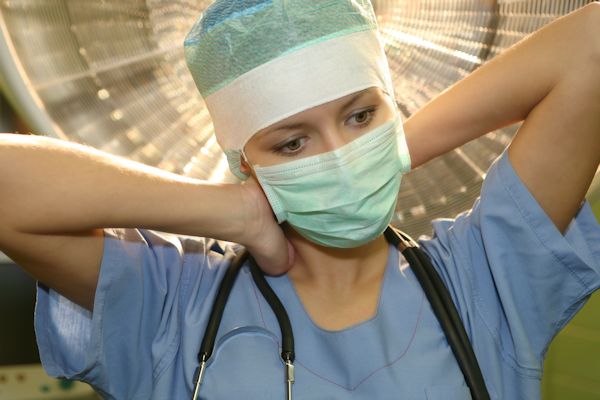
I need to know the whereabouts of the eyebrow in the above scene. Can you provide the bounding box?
[261,89,376,136]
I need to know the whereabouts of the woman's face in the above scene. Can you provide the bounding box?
[240,86,397,174]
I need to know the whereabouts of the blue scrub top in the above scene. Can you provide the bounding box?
[34,149,600,399]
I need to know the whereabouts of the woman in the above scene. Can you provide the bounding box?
[0,1,598,399]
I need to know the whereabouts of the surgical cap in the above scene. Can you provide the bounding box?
[184,0,396,180]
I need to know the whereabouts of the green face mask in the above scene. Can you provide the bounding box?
[250,114,412,248]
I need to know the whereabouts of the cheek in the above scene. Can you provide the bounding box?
[242,142,283,168]
[241,139,263,165]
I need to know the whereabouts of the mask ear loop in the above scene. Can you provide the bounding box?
[379,86,401,118]
[240,147,255,177]
[240,147,249,165]
[387,91,401,118]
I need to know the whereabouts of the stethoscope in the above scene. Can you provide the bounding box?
[191,225,491,400]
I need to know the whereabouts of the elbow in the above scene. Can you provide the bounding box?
[581,2,600,64]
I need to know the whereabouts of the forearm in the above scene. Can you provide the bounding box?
[403,3,599,169]
[0,133,244,240]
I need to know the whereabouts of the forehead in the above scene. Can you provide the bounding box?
[254,87,387,139]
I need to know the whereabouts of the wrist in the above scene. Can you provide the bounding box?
[209,182,248,243]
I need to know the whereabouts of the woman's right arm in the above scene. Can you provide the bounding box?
[0,133,291,311]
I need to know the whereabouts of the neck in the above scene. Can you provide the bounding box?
[283,223,390,292]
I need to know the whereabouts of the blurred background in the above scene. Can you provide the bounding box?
[0,0,599,399]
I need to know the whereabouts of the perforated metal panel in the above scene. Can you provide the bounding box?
[0,0,597,238]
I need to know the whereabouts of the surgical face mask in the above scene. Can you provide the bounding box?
[246,114,412,248]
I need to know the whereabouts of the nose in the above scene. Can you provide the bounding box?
[320,126,354,153]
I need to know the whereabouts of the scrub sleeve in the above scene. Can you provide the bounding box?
[31,148,600,399]
[33,229,228,399]
[419,148,600,387]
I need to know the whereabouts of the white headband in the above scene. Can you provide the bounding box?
[203,29,396,179]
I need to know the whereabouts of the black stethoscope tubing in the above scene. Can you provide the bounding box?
[384,227,490,400]
[192,225,490,400]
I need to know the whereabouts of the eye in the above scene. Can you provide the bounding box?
[348,107,377,127]
[273,137,307,157]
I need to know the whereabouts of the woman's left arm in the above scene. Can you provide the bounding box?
[403,2,600,234]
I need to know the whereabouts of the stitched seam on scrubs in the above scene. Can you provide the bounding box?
[153,295,184,379]
[96,228,123,395]
[454,154,557,376]
[153,340,180,387]
[247,265,286,360]
[249,266,269,330]
[458,151,589,376]
[36,286,61,376]
[134,230,186,381]
[42,229,117,382]
[177,236,213,323]
[294,291,426,391]
[501,154,590,291]
[507,187,590,289]
[498,153,599,356]
[152,252,188,382]
[178,247,194,319]
[448,234,542,379]
[546,291,590,355]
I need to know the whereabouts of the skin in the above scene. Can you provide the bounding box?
[240,87,400,329]
[236,3,600,330]
[2,4,596,322]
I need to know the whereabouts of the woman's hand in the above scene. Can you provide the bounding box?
[236,175,295,276]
